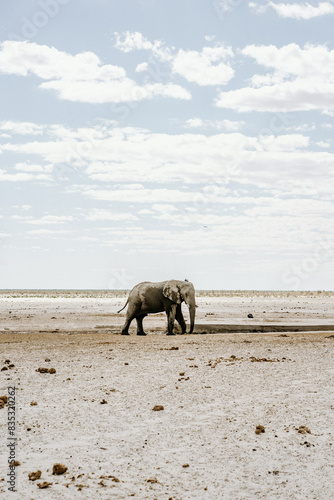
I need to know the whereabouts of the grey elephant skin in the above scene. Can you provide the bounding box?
[118,279,196,336]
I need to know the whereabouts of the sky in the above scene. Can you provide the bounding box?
[0,0,333,290]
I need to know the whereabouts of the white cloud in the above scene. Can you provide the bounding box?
[0,121,44,136]
[14,162,52,173]
[5,123,332,198]
[0,41,190,104]
[0,169,51,182]
[152,204,179,213]
[86,209,138,221]
[40,79,191,104]
[114,31,172,61]
[83,187,205,204]
[0,41,125,79]
[250,1,334,19]
[316,140,330,148]
[12,204,32,211]
[135,62,149,73]
[26,229,69,235]
[244,198,334,217]
[172,45,234,86]
[216,43,334,112]
[185,118,245,131]
[25,216,74,225]
[0,232,9,238]
[114,32,234,86]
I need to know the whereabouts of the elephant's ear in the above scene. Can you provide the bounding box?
[163,280,182,304]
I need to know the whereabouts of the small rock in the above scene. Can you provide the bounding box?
[37,481,53,489]
[29,470,42,481]
[179,372,185,376]
[255,425,265,434]
[300,440,314,447]
[170,346,179,350]
[100,399,108,404]
[182,464,189,468]
[152,405,164,411]
[30,401,38,406]
[52,463,68,475]
[147,478,158,483]
[36,367,56,374]
[45,358,51,362]
[1,367,8,371]
[248,313,254,318]
[297,425,311,434]
[36,367,49,373]
[0,395,8,404]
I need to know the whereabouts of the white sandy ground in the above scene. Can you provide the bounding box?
[1,290,334,333]
[0,291,334,499]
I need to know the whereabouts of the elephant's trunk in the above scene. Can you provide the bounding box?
[187,300,196,334]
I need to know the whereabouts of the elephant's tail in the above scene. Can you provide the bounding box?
[117,300,128,314]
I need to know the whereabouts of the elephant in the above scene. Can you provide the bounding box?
[117,279,196,336]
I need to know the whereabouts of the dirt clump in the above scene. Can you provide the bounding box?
[298,425,311,434]
[29,470,42,481]
[152,405,164,411]
[36,367,56,374]
[255,425,265,434]
[250,357,277,362]
[52,463,68,475]
[37,481,52,489]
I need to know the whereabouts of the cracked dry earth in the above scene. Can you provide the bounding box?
[1,330,334,499]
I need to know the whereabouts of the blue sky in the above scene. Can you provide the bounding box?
[0,0,333,290]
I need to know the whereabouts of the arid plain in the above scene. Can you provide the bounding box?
[1,290,334,499]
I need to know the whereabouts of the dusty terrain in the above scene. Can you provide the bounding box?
[0,291,334,499]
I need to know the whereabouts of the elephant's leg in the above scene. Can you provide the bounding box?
[121,308,137,335]
[121,299,143,335]
[166,304,177,335]
[136,314,147,336]
[175,304,186,334]
[121,316,132,335]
